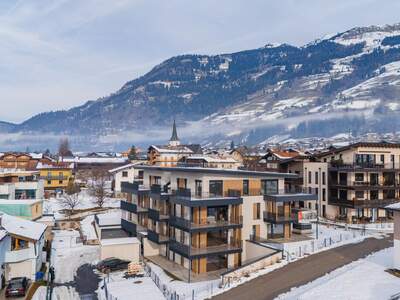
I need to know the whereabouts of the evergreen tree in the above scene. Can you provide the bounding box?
[128,145,138,160]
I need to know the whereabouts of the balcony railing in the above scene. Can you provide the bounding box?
[148,207,169,221]
[169,239,242,258]
[171,188,243,206]
[328,198,400,208]
[169,215,242,232]
[329,162,400,170]
[120,200,137,213]
[331,181,400,188]
[121,219,136,236]
[147,229,169,244]
[263,212,295,223]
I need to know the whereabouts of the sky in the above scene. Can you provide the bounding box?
[1,0,400,123]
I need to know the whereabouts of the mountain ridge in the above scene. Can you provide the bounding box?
[3,23,400,149]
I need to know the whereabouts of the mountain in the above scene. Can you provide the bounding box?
[4,23,400,149]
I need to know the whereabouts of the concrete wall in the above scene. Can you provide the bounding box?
[6,259,34,281]
[394,211,400,269]
[101,243,140,262]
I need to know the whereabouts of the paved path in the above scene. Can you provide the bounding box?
[213,235,393,300]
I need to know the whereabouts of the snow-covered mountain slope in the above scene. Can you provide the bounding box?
[3,24,400,149]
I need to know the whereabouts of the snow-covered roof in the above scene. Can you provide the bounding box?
[108,162,143,174]
[0,199,43,205]
[100,237,140,246]
[1,214,47,241]
[0,169,39,176]
[80,215,98,241]
[61,157,128,164]
[185,155,239,163]
[150,145,194,154]
[36,162,74,170]
[0,229,7,241]
[385,202,400,211]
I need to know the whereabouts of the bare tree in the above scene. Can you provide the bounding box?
[58,138,73,157]
[89,169,109,208]
[58,193,81,218]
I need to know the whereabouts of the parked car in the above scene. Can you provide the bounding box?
[5,277,29,298]
[97,257,130,273]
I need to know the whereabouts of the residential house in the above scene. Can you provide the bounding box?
[0,170,44,220]
[148,120,203,166]
[36,162,74,196]
[0,213,47,280]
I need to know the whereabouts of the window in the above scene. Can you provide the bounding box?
[315,187,318,196]
[308,171,312,184]
[47,180,51,185]
[355,173,364,182]
[209,180,223,197]
[315,172,318,184]
[322,172,326,185]
[322,188,326,201]
[195,180,202,197]
[253,203,261,220]
[122,171,128,177]
[243,180,249,196]
[261,180,278,195]
[381,154,385,163]
[59,180,63,184]
[370,190,379,200]
[355,191,364,199]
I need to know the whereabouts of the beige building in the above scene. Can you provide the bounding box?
[120,166,317,278]
[316,142,400,223]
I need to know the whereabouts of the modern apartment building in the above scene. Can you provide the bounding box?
[120,166,317,276]
[109,162,144,197]
[315,142,400,223]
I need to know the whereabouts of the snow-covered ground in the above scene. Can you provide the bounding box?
[277,247,400,300]
[32,286,80,300]
[51,230,100,283]
[43,188,121,220]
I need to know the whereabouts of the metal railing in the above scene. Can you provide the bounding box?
[169,238,242,257]
[328,198,400,208]
[170,215,242,230]
[329,162,400,170]
[263,212,295,223]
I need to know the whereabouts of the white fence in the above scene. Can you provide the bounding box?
[145,263,220,300]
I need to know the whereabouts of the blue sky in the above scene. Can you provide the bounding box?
[1,0,399,123]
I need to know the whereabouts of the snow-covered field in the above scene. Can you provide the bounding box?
[32,286,80,300]
[277,247,400,300]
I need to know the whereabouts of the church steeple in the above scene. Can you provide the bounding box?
[169,120,180,146]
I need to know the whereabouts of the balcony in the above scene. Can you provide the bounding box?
[264,187,318,202]
[147,229,169,244]
[170,188,243,207]
[121,182,149,195]
[150,184,170,201]
[148,207,169,221]
[328,198,400,208]
[330,181,400,189]
[263,212,295,224]
[169,215,242,232]
[329,162,400,171]
[169,239,242,259]
[121,219,136,236]
[120,200,137,213]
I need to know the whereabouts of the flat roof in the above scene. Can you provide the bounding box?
[105,277,164,300]
[136,165,298,179]
[100,237,140,246]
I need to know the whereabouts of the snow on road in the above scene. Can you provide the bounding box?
[277,247,400,300]
[32,286,80,300]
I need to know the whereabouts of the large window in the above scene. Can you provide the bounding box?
[355,154,375,166]
[261,180,278,195]
[195,180,202,197]
[209,180,223,197]
[243,180,249,196]
[355,173,364,182]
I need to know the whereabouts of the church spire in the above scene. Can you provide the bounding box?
[169,120,180,146]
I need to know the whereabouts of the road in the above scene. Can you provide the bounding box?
[213,235,393,300]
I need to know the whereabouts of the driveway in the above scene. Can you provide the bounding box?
[213,235,393,300]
